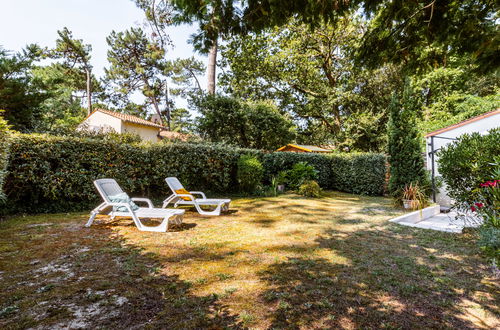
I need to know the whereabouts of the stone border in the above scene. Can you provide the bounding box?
[389,205,440,224]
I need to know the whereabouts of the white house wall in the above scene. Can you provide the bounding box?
[78,111,123,133]
[426,112,500,206]
[122,122,160,142]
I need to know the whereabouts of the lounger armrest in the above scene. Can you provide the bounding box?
[176,194,195,201]
[131,197,154,208]
[189,191,206,199]
[109,202,135,212]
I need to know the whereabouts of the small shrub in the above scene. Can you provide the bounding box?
[401,183,428,210]
[438,128,500,205]
[285,162,318,190]
[298,180,322,197]
[478,226,500,265]
[237,155,264,193]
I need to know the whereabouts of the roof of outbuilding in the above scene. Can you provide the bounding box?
[277,144,333,152]
[425,108,500,138]
[89,108,165,129]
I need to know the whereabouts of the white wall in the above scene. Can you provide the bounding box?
[78,111,123,133]
[122,122,160,142]
[426,112,500,206]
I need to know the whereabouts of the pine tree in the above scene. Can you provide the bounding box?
[387,81,429,198]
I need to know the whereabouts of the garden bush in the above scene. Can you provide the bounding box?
[2,134,257,214]
[237,155,263,192]
[298,180,322,197]
[262,152,333,187]
[330,153,387,195]
[284,162,318,189]
[2,133,388,214]
[438,128,500,205]
[0,112,11,203]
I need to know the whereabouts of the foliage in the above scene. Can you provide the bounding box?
[194,94,296,150]
[262,152,332,188]
[171,1,499,73]
[49,27,94,115]
[2,133,388,214]
[0,111,11,203]
[298,180,321,198]
[0,45,48,131]
[105,27,169,124]
[419,93,500,137]
[2,134,257,214]
[477,226,500,266]
[283,162,318,190]
[329,153,387,196]
[402,183,428,210]
[438,129,500,205]
[219,17,402,151]
[236,155,263,193]
[387,82,429,200]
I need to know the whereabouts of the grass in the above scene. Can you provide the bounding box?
[0,191,498,329]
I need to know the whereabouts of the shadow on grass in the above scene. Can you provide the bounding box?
[259,224,497,329]
[0,219,243,329]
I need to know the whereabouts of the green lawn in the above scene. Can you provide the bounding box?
[0,192,498,329]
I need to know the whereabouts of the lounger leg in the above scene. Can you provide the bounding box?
[85,211,98,227]
[195,202,223,216]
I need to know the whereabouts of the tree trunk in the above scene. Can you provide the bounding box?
[207,40,218,94]
[85,67,92,115]
[164,81,171,131]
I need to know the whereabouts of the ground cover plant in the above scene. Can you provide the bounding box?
[1,193,498,329]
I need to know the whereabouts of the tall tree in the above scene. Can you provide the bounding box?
[50,28,94,115]
[170,0,499,73]
[105,27,170,127]
[137,0,240,94]
[219,16,402,150]
[0,45,48,131]
[387,81,429,198]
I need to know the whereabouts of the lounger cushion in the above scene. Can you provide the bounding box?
[109,192,139,212]
[175,188,193,201]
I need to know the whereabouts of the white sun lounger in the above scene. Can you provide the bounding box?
[86,178,184,232]
[162,177,231,216]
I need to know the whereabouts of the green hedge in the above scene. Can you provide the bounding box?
[262,151,387,195]
[330,153,387,195]
[3,134,387,214]
[262,152,333,187]
[0,112,11,203]
[3,134,257,214]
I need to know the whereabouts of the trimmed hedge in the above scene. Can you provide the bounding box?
[263,152,333,188]
[3,134,387,214]
[263,152,387,195]
[3,134,257,214]
[330,153,387,196]
[0,113,11,203]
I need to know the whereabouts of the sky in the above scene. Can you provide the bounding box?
[0,0,205,107]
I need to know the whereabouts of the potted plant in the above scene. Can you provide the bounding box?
[402,183,427,210]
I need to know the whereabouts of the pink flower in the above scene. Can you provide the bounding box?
[471,205,477,212]
[475,202,484,208]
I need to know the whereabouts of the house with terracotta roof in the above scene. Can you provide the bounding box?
[78,109,189,142]
[276,144,333,153]
[425,108,500,206]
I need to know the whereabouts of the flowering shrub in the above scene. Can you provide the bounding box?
[468,172,500,268]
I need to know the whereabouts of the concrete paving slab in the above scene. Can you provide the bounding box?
[390,210,468,233]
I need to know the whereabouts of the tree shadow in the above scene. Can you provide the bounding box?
[258,224,498,329]
[0,218,244,329]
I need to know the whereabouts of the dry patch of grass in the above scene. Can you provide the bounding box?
[1,191,498,329]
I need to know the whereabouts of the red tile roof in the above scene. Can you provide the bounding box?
[90,108,166,129]
[158,130,191,141]
[425,108,500,138]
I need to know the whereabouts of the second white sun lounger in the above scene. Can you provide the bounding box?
[86,178,184,232]
[162,177,231,216]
